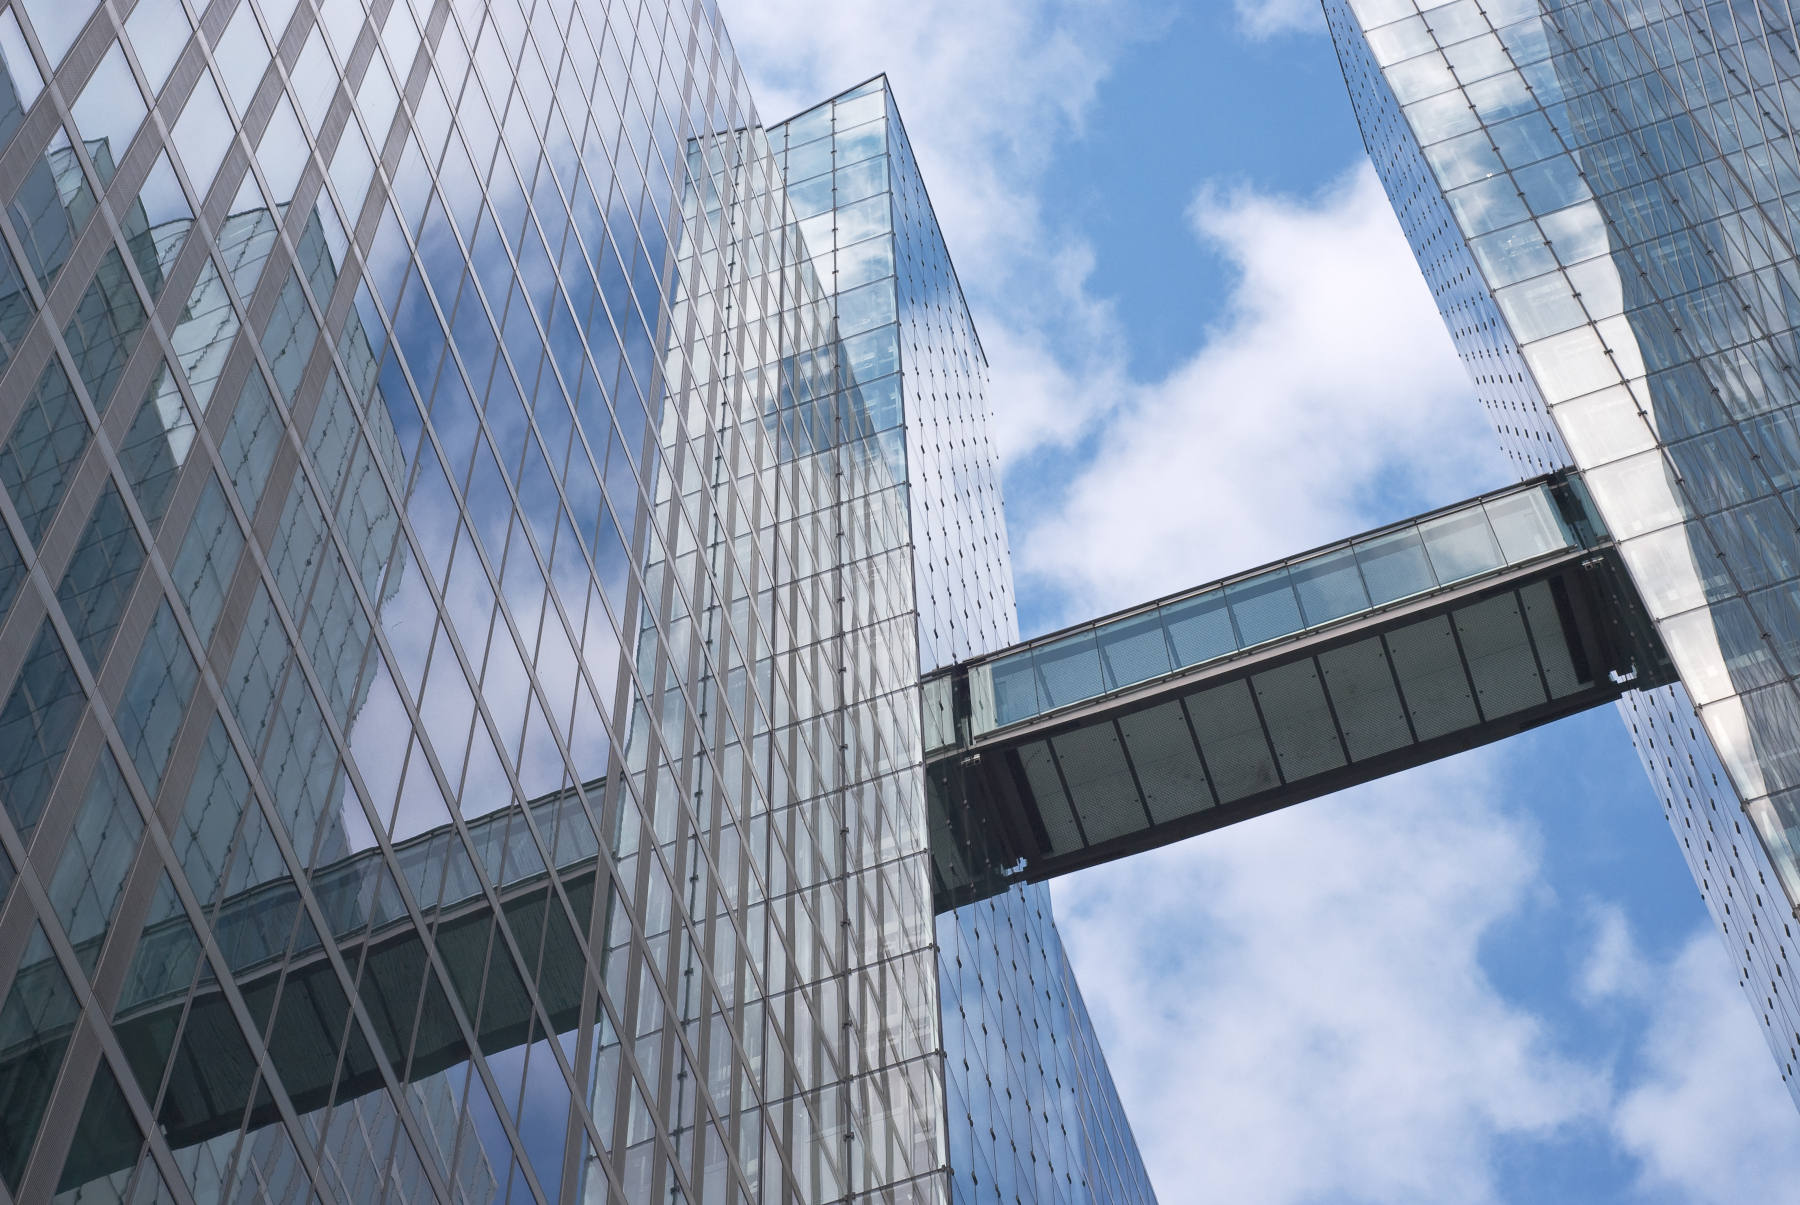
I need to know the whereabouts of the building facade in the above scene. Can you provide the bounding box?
[0,5,1154,1205]
[1326,0,1800,1106]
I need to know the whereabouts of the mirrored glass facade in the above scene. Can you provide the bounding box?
[0,3,1155,1205]
[1329,0,1800,1106]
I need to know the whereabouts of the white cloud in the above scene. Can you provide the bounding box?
[1013,166,1504,623]
[1235,0,1329,38]
[1587,919,1800,1203]
[1055,764,1800,1205]
[1577,901,1654,1004]
[1053,756,1609,1205]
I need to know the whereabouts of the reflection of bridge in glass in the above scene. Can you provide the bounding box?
[43,783,605,1189]
[925,472,1677,912]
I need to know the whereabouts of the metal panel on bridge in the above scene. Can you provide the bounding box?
[925,474,1674,913]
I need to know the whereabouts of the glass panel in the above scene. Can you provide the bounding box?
[2,359,91,544]
[1226,568,1302,646]
[170,475,245,648]
[922,675,954,752]
[70,42,146,186]
[62,248,148,414]
[1468,220,1557,287]
[988,651,1037,728]
[1483,488,1567,563]
[116,601,200,797]
[0,236,33,378]
[0,925,81,1190]
[54,1058,142,1195]
[48,749,144,974]
[1355,527,1436,604]
[118,363,195,530]
[57,482,146,669]
[1032,632,1103,711]
[120,155,192,301]
[211,1,269,113]
[0,522,22,629]
[1095,613,1171,691]
[170,73,235,198]
[0,10,44,119]
[0,620,87,837]
[1159,590,1236,667]
[968,664,998,735]
[1290,547,1370,627]
[1584,449,1688,537]
[168,258,237,412]
[1419,507,1504,584]
[260,271,318,401]
[19,0,98,68]
[124,0,188,98]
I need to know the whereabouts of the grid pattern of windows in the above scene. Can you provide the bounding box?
[1329,0,1800,1109]
[0,6,1156,1205]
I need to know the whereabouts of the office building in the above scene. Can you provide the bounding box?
[14,0,1800,1201]
[1319,0,1800,1104]
[0,1,1155,1204]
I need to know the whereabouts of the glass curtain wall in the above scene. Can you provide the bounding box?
[0,0,945,1204]
[0,0,1160,1200]
[764,76,1155,1205]
[1326,0,1800,1106]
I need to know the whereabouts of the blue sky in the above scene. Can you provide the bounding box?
[727,0,1800,1199]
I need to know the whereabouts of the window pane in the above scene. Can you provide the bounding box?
[1484,488,1567,563]
[1354,527,1436,604]
[1,359,91,544]
[1032,632,1103,711]
[1095,613,1171,692]
[1419,507,1504,584]
[1226,568,1302,647]
[0,620,87,837]
[1159,590,1236,667]
[54,1057,142,1195]
[1290,547,1370,627]
[49,749,144,974]
[57,481,147,669]
[0,925,81,1190]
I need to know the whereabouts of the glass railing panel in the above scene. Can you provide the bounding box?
[1355,526,1438,604]
[989,650,1040,729]
[1034,630,1106,709]
[1097,612,1173,691]
[954,479,1594,740]
[1420,506,1505,584]
[1162,589,1237,668]
[1227,568,1303,646]
[1484,486,1570,562]
[1291,546,1371,626]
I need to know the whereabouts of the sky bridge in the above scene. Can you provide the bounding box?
[924,473,1676,912]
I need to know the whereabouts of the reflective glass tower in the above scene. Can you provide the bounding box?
[1326,0,1800,1105]
[0,4,1155,1205]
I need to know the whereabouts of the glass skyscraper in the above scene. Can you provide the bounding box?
[1325,0,1800,1106]
[20,0,1800,1195]
[0,2,1154,1205]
